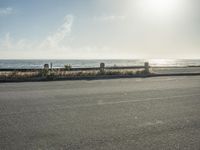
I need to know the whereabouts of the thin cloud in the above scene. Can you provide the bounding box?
[0,32,33,50]
[0,15,74,58]
[94,15,126,21]
[39,15,74,49]
[0,7,14,16]
[0,33,12,48]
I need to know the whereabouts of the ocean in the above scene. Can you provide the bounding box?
[0,59,200,69]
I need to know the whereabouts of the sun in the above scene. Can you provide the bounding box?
[136,0,186,20]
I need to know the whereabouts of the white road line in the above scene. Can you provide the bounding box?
[79,93,200,107]
[1,93,200,116]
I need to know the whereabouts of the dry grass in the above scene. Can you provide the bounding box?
[0,71,40,79]
[0,68,149,80]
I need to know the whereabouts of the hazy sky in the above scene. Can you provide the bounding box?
[0,0,200,59]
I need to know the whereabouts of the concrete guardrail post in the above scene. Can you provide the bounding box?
[100,63,105,73]
[144,62,150,73]
[44,64,49,70]
[50,62,53,71]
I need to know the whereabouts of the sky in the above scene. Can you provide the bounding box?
[0,0,200,59]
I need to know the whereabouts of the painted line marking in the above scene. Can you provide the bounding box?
[1,93,200,116]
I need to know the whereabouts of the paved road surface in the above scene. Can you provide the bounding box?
[0,76,200,150]
[152,67,200,74]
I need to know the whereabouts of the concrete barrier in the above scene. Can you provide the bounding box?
[50,62,53,71]
[44,64,49,70]
[144,62,150,73]
[100,63,105,73]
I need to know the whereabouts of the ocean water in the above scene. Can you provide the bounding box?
[0,59,200,69]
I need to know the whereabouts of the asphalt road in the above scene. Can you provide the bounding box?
[0,76,200,150]
[152,67,200,74]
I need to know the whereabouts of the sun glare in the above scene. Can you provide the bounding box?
[137,0,186,20]
[149,59,176,66]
